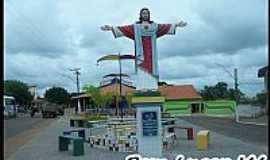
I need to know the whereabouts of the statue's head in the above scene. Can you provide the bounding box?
[137,8,153,23]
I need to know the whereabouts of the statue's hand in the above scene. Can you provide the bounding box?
[101,25,113,31]
[176,21,187,27]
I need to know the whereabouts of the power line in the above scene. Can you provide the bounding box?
[57,72,76,83]
[214,63,234,79]
[7,1,51,42]
[69,68,81,94]
[6,7,46,52]
[239,82,263,85]
[6,1,54,51]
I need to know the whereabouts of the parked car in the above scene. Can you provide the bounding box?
[4,95,17,119]
[17,106,28,113]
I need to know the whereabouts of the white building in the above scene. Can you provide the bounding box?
[28,85,37,100]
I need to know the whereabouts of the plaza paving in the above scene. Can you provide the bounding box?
[6,114,268,160]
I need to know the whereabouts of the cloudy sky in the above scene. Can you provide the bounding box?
[4,0,268,97]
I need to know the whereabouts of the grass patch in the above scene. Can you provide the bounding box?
[83,114,107,121]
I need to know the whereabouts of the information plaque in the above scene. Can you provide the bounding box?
[142,111,158,136]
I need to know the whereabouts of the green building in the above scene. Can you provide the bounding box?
[159,84,236,116]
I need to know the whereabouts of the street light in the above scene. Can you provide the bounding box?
[97,53,135,117]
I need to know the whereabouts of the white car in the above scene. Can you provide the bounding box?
[4,95,17,118]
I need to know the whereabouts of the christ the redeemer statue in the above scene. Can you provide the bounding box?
[101,8,187,90]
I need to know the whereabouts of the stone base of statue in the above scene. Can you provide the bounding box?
[132,91,165,158]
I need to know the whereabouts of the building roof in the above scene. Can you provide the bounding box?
[158,85,202,100]
[100,84,135,95]
[100,83,202,100]
[71,93,91,99]
[258,66,268,77]
[100,77,134,88]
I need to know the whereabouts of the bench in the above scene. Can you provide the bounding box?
[162,119,175,125]
[59,135,84,156]
[70,119,85,128]
[171,126,194,140]
[196,130,210,150]
[162,112,172,118]
[63,129,85,140]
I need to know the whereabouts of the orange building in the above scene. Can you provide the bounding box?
[71,78,202,113]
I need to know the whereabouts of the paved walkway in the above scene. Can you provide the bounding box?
[6,115,268,160]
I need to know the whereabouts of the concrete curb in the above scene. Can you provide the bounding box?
[236,120,267,126]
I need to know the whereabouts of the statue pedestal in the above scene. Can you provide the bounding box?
[132,94,165,158]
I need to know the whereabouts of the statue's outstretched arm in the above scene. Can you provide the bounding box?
[101,25,113,31]
[176,20,187,28]
[101,24,134,39]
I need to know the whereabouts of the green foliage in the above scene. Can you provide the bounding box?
[84,114,107,121]
[83,85,115,108]
[83,85,133,116]
[4,80,33,105]
[200,82,244,101]
[251,92,267,106]
[104,92,118,107]
[125,93,133,107]
[44,87,70,105]
[84,85,102,108]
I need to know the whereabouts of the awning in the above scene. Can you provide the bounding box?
[258,66,268,77]
[71,93,91,99]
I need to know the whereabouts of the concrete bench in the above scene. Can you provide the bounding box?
[162,119,175,125]
[70,119,85,128]
[162,112,172,118]
[63,129,85,140]
[172,126,194,140]
[59,135,84,156]
[196,130,210,150]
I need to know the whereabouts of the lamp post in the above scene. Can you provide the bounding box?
[97,54,135,117]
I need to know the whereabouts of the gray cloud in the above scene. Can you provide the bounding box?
[5,0,268,97]
[5,0,76,57]
[158,0,266,58]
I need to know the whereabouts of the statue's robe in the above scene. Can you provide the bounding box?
[112,22,177,90]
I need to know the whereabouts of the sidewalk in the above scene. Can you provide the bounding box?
[6,114,268,160]
[238,115,268,126]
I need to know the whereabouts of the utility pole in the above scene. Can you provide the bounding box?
[234,68,239,122]
[215,63,239,103]
[118,52,122,117]
[69,68,81,114]
[214,63,240,121]
[234,68,239,105]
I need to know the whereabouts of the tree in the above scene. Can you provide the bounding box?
[4,80,33,105]
[84,85,103,108]
[253,92,266,107]
[215,82,228,99]
[44,87,70,105]
[158,81,168,86]
[200,81,244,101]
[200,86,215,100]
[84,85,132,115]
